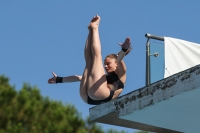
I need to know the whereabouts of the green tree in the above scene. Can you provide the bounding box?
[107,129,127,133]
[0,75,127,133]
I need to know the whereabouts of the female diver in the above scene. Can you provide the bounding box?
[48,15,131,105]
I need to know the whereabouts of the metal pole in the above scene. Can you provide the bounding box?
[146,38,150,86]
[145,33,164,86]
[145,33,164,41]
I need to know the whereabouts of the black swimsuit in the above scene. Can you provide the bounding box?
[106,71,124,90]
[87,72,124,105]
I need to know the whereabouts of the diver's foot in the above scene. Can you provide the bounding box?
[88,15,100,29]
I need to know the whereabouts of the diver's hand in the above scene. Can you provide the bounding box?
[119,37,132,56]
[48,71,57,84]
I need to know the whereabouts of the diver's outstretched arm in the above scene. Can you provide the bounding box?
[48,71,82,84]
[117,37,131,62]
[116,37,132,76]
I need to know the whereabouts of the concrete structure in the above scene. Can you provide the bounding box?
[89,64,200,133]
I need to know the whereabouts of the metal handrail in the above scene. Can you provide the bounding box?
[145,33,164,86]
[145,33,164,41]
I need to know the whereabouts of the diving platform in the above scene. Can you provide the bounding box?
[89,64,200,133]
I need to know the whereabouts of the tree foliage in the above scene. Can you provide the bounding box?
[0,75,129,133]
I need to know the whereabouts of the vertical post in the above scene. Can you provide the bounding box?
[145,33,164,86]
[146,38,150,86]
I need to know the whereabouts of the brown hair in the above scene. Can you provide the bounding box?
[105,48,132,61]
[105,54,118,60]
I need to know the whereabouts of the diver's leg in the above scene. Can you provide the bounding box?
[79,28,93,103]
[87,15,110,100]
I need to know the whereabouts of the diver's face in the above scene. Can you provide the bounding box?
[104,57,117,73]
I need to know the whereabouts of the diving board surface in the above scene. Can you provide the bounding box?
[89,64,200,133]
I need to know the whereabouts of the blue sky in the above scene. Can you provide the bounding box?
[1,1,200,132]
